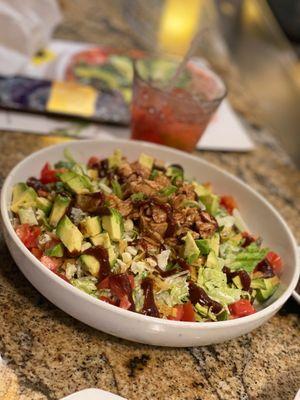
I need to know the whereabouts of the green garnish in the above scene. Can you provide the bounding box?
[111,180,123,199]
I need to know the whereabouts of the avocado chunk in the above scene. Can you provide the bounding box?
[12,182,28,202]
[255,276,280,302]
[199,193,220,216]
[90,232,111,248]
[232,275,243,289]
[166,165,184,182]
[206,250,219,268]
[18,207,38,225]
[11,183,37,213]
[87,169,98,180]
[102,209,123,241]
[139,153,154,170]
[80,216,101,238]
[59,171,93,194]
[45,243,64,257]
[49,195,71,227]
[192,182,210,197]
[108,247,117,266]
[108,149,122,169]
[80,254,100,277]
[184,231,200,263]
[251,278,267,290]
[207,233,220,256]
[56,216,83,253]
[195,303,217,321]
[36,197,52,215]
[195,239,210,255]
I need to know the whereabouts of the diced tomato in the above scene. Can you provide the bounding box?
[220,195,238,215]
[168,305,184,321]
[168,302,195,322]
[119,295,132,310]
[128,274,135,290]
[229,299,255,318]
[16,224,41,249]
[266,251,282,275]
[98,277,110,289]
[40,255,62,272]
[109,279,126,300]
[31,247,43,259]
[181,302,196,322]
[40,163,58,184]
[87,156,99,168]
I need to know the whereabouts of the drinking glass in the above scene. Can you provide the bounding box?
[131,58,226,152]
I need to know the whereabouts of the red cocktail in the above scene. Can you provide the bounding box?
[131,59,226,152]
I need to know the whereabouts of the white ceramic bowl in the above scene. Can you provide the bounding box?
[1,139,299,347]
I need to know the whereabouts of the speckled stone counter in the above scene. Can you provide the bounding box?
[1,1,300,399]
[0,129,299,400]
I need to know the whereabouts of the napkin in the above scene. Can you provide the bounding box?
[198,100,254,151]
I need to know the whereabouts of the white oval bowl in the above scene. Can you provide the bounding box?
[1,139,299,347]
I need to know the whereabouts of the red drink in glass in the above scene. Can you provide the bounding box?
[131,59,226,152]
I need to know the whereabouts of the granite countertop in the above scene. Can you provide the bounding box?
[1,1,300,399]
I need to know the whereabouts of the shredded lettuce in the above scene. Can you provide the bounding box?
[71,277,98,296]
[159,185,177,196]
[111,180,123,199]
[156,274,189,307]
[131,192,146,202]
[227,243,268,273]
[197,267,242,306]
[133,285,145,312]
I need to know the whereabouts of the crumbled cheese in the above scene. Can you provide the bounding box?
[122,252,132,264]
[145,257,157,267]
[65,263,77,280]
[36,209,45,221]
[123,234,134,242]
[75,260,83,278]
[157,249,171,271]
[70,207,87,225]
[116,259,127,269]
[126,246,138,256]
[38,233,51,245]
[124,219,134,232]
[131,261,147,275]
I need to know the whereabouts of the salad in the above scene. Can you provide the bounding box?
[10,149,282,322]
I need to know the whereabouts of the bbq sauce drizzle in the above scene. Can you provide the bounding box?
[141,278,159,318]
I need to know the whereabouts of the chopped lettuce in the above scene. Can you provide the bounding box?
[232,208,249,232]
[111,180,123,199]
[197,266,242,306]
[159,185,177,196]
[227,243,268,273]
[132,285,145,312]
[70,277,98,296]
[156,274,189,307]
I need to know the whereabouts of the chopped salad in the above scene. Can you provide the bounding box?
[10,149,282,322]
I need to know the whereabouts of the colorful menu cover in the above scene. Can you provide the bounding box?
[0,42,149,124]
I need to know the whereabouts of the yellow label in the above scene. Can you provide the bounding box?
[32,49,56,65]
[47,81,97,117]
